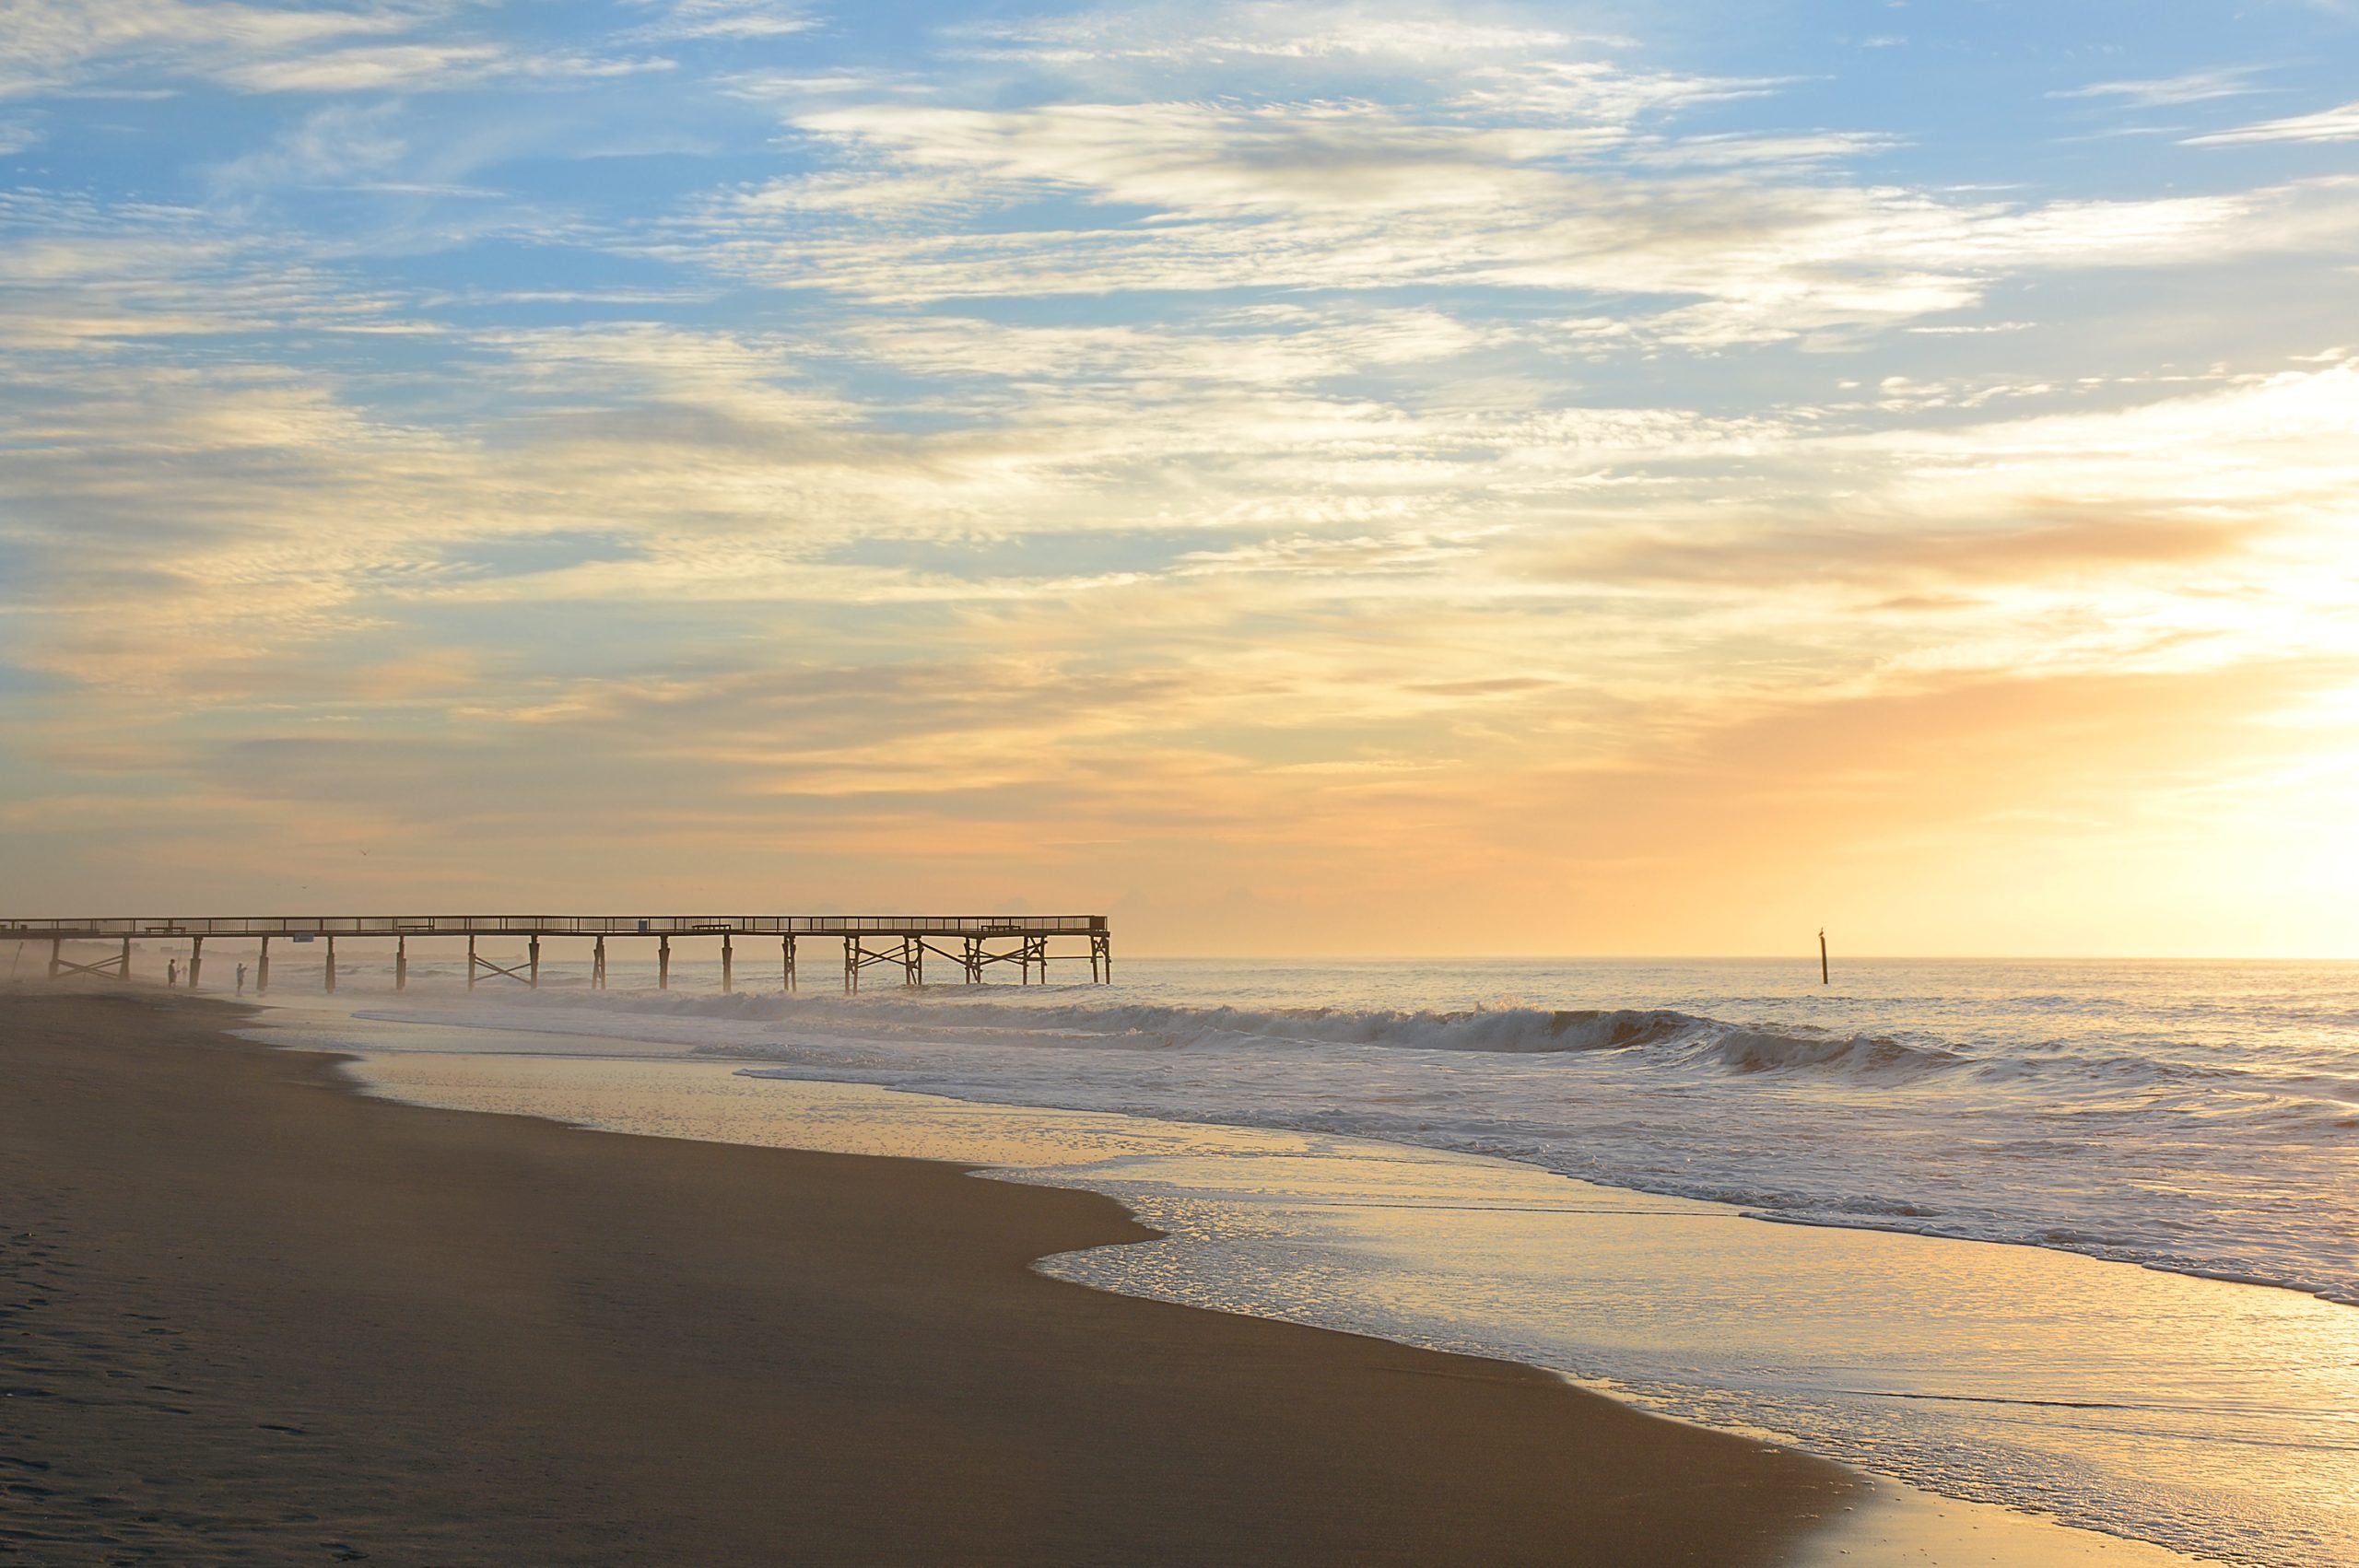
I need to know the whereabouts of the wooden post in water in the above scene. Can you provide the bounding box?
[466,935,477,990]
[120,936,132,979]
[395,936,406,991]
[529,935,541,989]
[721,933,733,993]
[257,936,270,995]
[1819,929,1828,987]
[324,934,335,993]
[593,935,606,990]
[47,938,59,979]
[188,936,204,990]
[658,935,671,990]
[781,935,795,992]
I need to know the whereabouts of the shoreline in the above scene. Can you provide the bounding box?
[2,987,1860,1565]
[324,1025,2246,1568]
[306,965,2359,1313]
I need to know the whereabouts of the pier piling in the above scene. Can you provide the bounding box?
[722,934,733,994]
[189,936,204,990]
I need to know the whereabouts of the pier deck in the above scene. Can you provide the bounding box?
[3,914,1111,995]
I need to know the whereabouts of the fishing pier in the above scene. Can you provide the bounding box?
[2,914,1112,996]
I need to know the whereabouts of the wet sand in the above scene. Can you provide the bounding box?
[0,989,1857,1565]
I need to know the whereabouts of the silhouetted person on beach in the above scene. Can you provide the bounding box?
[168,959,178,988]
[236,963,248,996]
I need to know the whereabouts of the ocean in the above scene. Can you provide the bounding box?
[348,954,2359,1305]
[248,954,2359,1565]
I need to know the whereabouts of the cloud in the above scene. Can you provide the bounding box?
[671,20,2359,348]
[0,189,418,348]
[0,0,431,96]
[786,99,1586,218]
[0,0,667,99]
[2186,98,2359,146]
[706,91,2359,353]
[619,1,816,43]
[212,41,507,93]
[2053,67,2275,109]
[957,3,1597,71]
[1626,130,1902,169]
[209,99,409,187]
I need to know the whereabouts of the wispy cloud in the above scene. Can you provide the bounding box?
[212,41,507,93]
[0,0,436,96]
[208,99,410,187]
[0,0,670,99]
[2053,66,2275,109]
[956,3,1597,69]
[701,82,2359,350]
[2186,98,2359,146]
[619,0,816,43]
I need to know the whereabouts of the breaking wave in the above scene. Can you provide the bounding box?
[354,958,2359,1309]
[499,988,1968,1079]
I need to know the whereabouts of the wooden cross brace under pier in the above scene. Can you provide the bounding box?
[967,935,1050,985]
[887,932,1118,988]
[465,934,539,989]
[45,937,133,982]
[842,935,921,992]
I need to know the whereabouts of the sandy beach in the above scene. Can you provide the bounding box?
[0,989,1866,1565]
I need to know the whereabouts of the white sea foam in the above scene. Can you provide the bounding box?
[321,1040,2359,1568]
[338,956,2359,1313]
[258,952,2359,1568]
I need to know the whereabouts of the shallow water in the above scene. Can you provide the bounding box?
[291,954,2359,1309]
[269,1007,2359,1568]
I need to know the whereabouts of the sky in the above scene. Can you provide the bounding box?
[2,0,2356,957]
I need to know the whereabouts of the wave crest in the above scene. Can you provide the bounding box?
[499,988,1965,1078]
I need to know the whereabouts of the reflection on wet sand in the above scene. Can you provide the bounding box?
[316,1029,2353,1568]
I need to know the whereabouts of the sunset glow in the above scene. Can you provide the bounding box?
[5,1,2356,954]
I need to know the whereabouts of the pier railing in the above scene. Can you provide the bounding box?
[0,914,1105,939]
